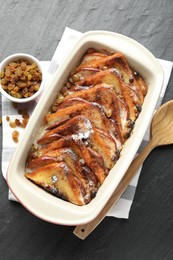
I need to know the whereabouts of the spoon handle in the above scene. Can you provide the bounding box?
[73,139,155,240]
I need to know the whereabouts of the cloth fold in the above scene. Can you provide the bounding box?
[1,27,173,219]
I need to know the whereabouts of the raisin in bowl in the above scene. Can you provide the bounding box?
[0,53,45,103]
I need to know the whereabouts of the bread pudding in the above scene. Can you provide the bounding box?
[25,48,147,206]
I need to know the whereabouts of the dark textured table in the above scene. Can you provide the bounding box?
[0,1,173,259]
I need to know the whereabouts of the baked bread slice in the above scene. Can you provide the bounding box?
[25,162,86,205]
[37,115,117,169]
[45,98,120,145]
[26,147,99,203]
[29,135,107,185]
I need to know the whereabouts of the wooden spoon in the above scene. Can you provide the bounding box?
[73,100,173,239]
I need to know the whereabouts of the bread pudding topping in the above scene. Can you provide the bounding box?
[25,48,147,206]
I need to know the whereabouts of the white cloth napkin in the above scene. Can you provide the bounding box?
[1,27,173,219]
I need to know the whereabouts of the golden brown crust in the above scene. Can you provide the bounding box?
[25,162,85,205]
[25,48,147,206]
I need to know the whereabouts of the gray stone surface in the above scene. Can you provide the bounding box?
[0,0,173,259]
[0,0,173,61]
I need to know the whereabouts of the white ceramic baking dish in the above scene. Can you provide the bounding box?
[6,31,164,226]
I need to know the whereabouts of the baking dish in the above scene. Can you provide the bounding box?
[6,31,164,225]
